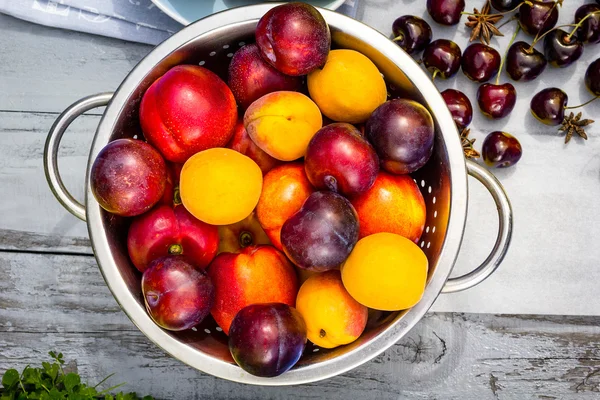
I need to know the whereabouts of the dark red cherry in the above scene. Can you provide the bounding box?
[530,87,568,126]
[519,1,559,37]
[505,41,547,81]
[461,43,501,83]
[482,131,522,168]
[426,0,465,26]
[490,0,521,12]
[477,83,517,119]
[575,4,600,44]
[422,39,462,79]
[441,89,473,129]
[544,29,583,68]
[392,16,432,55]
[585,58,600,96]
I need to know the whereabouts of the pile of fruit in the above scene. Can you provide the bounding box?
[90,2,436,378]
[394,0,599,166]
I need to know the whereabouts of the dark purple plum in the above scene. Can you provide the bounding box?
[482,131,522,168]
[305,123,379,197]
[422,39,462,79]
[91,138,167,217]
[585,58,600,96]
[441,89,473,129]
[281,191,359,272]
[255,2,330,76]
[519,1,559,37]
[490,0,521,12]
[461,43,501,83]
[544,29,583,68]
[575,4,600,44]
[228,44,303,109]
[477,83,517,119]
[530,87,568,126]
[426,0,465,25]
[366,99,435,174]
[142,255,215,331]
[229,303,307,377]
[392,15,432,54]
[506,41,547,81]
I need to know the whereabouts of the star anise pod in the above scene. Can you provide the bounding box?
[460,128,480,159]
[558,112,594,143]
[465,1,504,45]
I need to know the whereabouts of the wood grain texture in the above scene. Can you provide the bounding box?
[1,251,599,399]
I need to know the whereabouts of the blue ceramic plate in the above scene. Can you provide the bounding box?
[152,0,347,25]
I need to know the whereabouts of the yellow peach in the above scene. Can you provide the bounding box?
[341,233,428,311]
[243,91,322,161]
[308,49,387,124]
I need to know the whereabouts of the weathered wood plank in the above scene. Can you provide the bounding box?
[1,251,600,399]
[0,14,151,113]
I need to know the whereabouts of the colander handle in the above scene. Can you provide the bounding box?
[44,92,114,222]
[442,160,513,293]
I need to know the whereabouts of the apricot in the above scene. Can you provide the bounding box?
[296,270,367,348]
[256,163,314,250]
[307,49,387,124]
[351,172,426,243]
[180,148,262,225]
[244,91,322,161]
[341,233,428,311]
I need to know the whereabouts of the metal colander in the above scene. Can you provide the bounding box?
[44,3,512,386]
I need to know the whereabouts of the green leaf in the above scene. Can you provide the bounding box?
[63,373,80,392]
[1,393,13,400]
[142,396,154,400]
[22,366,41,385]
[17,393,28,400]
[104,395,114,400]
[115,393,124,400]
[2,369,19,388]
[47,387,64,400]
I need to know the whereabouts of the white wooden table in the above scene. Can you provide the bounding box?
[1,1,599,398]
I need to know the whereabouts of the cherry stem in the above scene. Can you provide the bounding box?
[432,69,439,81]
[565,96,600,110]
[461,1,532,17]
[497,15,518,30]
[392,34,404,42]
[566,11,600,41]
[529,24,579,50]
[497,24,520,85]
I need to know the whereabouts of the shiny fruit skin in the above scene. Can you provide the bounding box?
[244,91,323,161]
[392,16,432,54]
[461,43,501,83]
[585,58,600,96]
[281,191,359,272]
[255,2,330,76]
[426,0,465,25]
[229,303,307,377]
[139,65,237,163]
[180,148,262,225]
[366,99,435,175]
[341,233,428,311]
[226,121,282,175]
[482,131,523,168]
[128,205,219,272]
[207,246,298,334]
[351,172,426,243]
[506,41,547,82]
[91,138,166,217]
[422,39,462,79]
[544,29,583,68]
[228,44,303,110]
[305,123,379,197]
[307,49,387,124]
[142,256,214,331]
[296,270,368,349]
[256,163,314,251]
[491,0,520,11]
[575,4,600,44]
[477,83,517,119]
[441,89,473,129]
[217,212,271,254]
[519,1,559,37]
[530,87,568,126]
